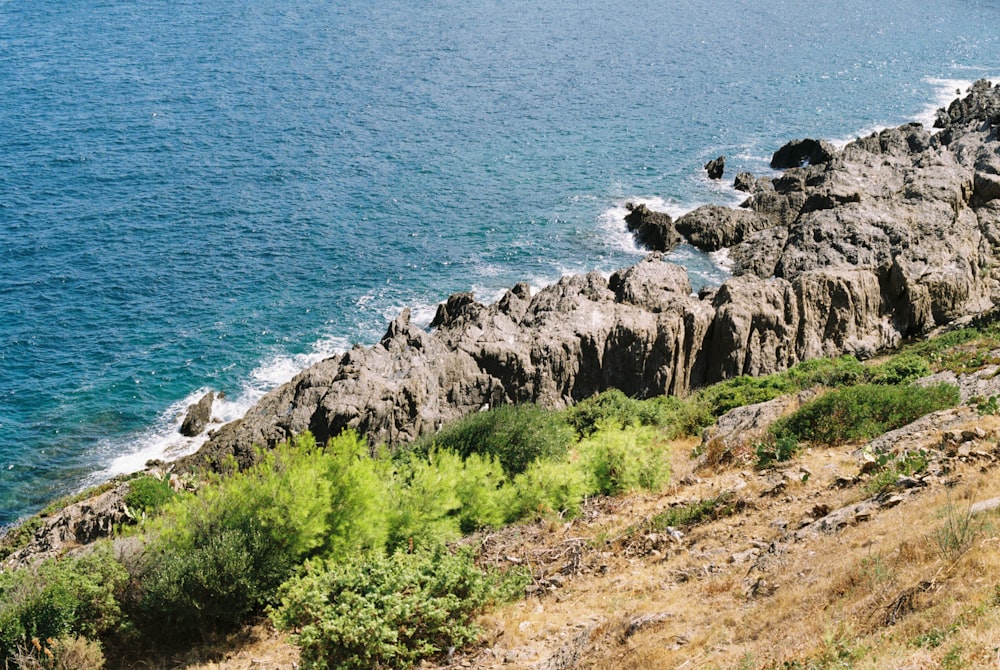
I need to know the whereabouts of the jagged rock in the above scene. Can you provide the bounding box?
[4,483,131,569]
[770,138,837,169]
[624,203,681,251]
[734,171,758,192]
[729,226,788,278]
[180,391,215,437]
[174,81,1000,474]
[705,155,725,180]
[674,205,775,252]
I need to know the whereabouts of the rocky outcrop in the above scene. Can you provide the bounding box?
[770,138,837,169]
[623,203,681,251]
[704,155,725,180]
[674,205,775,252]
[180,391,215,437]
[179,81,1000,471]
[4,483,131,568]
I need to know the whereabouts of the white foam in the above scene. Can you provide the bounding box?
[96,334,350,479]
[709,246,735,272]
[913,77,977,129]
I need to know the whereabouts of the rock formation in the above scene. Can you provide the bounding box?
[180,80,1000,472]
[623,203,681,251]
[180,391,215,437]
[704,155,725,179]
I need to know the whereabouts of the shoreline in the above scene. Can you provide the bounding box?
[1,77,993,529]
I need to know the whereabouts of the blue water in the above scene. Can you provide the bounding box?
[2,0,999,525]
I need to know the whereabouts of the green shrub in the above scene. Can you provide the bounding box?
[507,458,589,521]
[123,474,175,518]
[0,542,127,663]
[134,433,333,639]
[411,404,574,476]
[864,449,930,496]
[576,424,670,496]
[755,433,801,468]
[321,431,392,559]
[697,374,792,417]
[386,450,465,553]
[785,355,866,389]
[566,389,646,436]
[772,383,959,446]
[272,548,527,670]
[866,354,931,385]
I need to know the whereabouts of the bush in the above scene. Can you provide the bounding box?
[0,542,127,663]
[772,383,960,446]
[507,458,589,521]
[123,474,175,518]
[697,374,792,417]
[784,355,866,389]
[565,389,646,436]
[411,404,574,476]
[866,354,931,385]
[272,548,527,670]
[134,434,333,639]
[321,431,392,559]
[576,424,671,496]
[755,433,801,468]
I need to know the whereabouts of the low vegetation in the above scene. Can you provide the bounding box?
[2,321,1000,668]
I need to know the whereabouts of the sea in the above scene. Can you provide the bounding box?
[2,0,999,526]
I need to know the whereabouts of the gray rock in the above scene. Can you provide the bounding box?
[624,203,681,251]
[705,155,726,180]
[176,81,1000,473]
[770,138,837,169]
[180,391,215,437]
[674,205,775,252]
[5,483,131,569]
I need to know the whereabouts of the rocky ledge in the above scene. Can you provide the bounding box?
[182,80,1000,471]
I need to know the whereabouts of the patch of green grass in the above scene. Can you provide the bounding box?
[771,383,960,447]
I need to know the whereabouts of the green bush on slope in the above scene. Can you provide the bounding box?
[409,403,575,475]
[133,433,334,640]
[0,542,126,664]
[772,383,960,447]
[272,548,527,670]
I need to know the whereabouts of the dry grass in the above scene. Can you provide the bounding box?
[431,415,1000,670]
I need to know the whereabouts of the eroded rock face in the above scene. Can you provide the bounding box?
[4,483,131,569]
[181,81,1000,471]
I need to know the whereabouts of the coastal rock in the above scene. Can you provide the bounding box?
[179,80,1000,471]
[770,138,837,169]
[704,155,725,180]
[624,203,681,251]
[674,205,775,252]
[180,391,215,437]
[4,483,131,569]
[734,171,758,193]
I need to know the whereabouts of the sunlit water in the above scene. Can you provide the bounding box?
[2,0,999,524]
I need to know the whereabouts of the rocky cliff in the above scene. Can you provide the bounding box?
[183,80,1000,470]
